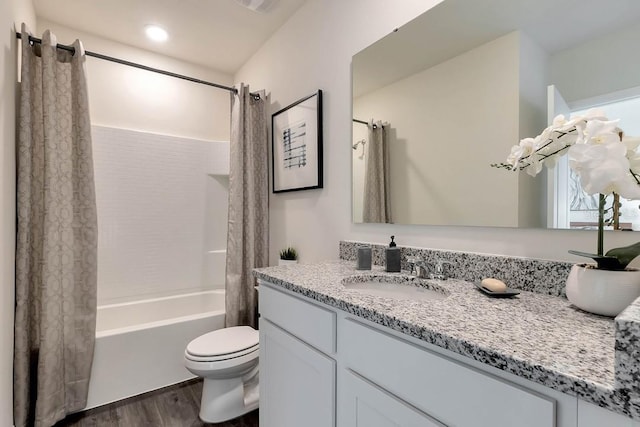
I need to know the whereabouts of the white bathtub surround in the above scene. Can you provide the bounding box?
[14,27,98,427]
[206,250,228,287]
[226,85,269,328]
[92,126,229,304]
[86,290,225,409]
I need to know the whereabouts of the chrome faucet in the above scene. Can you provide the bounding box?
[410,258,454,280]
[406,256,420,276]
[415,260,431,279]
[431,260,454,280]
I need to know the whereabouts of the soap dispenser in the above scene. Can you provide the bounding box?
[385,235,401,272]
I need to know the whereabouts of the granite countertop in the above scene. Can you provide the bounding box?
[254,260,640,420]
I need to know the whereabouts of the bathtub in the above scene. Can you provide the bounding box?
[85,290,225,409]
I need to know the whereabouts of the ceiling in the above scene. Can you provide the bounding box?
[33,0,308,74]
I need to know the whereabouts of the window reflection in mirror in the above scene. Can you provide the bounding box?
[567,97,640,231]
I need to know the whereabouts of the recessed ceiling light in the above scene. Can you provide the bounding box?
[145,25,168,42]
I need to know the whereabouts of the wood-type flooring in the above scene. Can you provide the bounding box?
[54,380,259,427]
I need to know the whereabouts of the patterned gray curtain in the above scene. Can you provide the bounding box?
[363,121,391,223]
[225,84,268,328]
[14,26,98,427]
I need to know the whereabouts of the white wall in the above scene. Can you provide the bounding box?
[353,32,521,227]
[551,22,640,104]
[38,19,232,142]
[517,31,549,228]
[1,1,36,424]
[235,0,640,265]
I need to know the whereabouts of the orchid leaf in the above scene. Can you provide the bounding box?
[605,242,640,270]
[568,250,624,270]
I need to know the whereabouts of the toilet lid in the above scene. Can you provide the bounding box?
[186,326,258,357]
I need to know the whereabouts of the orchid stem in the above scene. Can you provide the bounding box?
[598,194,605,256]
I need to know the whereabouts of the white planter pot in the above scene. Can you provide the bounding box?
[278,259,298,266]
[565,264,640,317]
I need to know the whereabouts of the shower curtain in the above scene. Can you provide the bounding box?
[14,26,98,427]
[363,121,391,223]
[225,84,268,328]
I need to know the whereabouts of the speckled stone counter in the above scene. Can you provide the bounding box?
[253,260,640,420]
[339,240,573,296]
[616,299,640,396]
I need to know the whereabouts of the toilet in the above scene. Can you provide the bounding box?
[184,326,259,423]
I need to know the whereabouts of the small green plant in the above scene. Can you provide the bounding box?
[279,247,298,261]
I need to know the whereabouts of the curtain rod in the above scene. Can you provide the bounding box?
[352,118,381,129]
[16,32,259,98]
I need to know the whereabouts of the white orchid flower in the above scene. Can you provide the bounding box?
[614,177,640,200]
[572,108,608,122]
[623,136,640,173]
[495,113,640,264]
[574,118,620,145]
[525,156,544,177]
[521,125,574,172]
[627,150,640,172]
[568,141,640,198]
[507,137,537,169]
[623,135,640,151]
[500,113,640,201]
[551,114,581,134]
[552,114,567,127]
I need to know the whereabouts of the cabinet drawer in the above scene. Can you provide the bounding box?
[341,318,555,427]
[259,282,336,354]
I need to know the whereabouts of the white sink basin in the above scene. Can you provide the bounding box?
[342,275,448,301]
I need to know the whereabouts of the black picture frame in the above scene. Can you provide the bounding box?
[271,90,323,193]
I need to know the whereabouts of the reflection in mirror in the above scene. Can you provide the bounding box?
[353,120,391,223]
[561,100,640,230]
[352,0,640,229]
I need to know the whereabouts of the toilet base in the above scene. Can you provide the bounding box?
[199,370,259,423]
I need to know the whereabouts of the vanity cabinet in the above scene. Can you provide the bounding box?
[340,318,555,427]
[259,285,337,427]
[259,319,335,427]
[342,369,445,426]
[578,400,640,427]
[258,281,636,427]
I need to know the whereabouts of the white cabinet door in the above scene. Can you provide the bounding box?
[578,400,640,427]
[341,369,446,427]
[259,318,336,427]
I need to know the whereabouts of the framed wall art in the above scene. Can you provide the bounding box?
[272,90,323,193]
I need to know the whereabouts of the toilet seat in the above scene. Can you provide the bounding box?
[185,326,259,363]
[185,344,258,362]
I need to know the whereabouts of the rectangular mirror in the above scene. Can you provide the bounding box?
[352,0,640,229]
